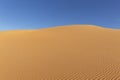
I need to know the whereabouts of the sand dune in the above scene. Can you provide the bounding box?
[0,25,120,80]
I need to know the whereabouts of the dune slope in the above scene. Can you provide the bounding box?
[0,25,120,80]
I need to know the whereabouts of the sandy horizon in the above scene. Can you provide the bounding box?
[0,25,120,80]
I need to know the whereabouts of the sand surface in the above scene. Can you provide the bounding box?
[0,25,120,80]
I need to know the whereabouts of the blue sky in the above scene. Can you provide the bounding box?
[0,0,120,30]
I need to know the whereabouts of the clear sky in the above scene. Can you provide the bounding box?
[0,0,120,30]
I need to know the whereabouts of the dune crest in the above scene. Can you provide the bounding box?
[0,25,120,80]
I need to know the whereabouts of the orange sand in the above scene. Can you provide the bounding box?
[0,25,120,80]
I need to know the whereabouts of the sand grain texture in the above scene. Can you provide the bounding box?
[0,25,120,80]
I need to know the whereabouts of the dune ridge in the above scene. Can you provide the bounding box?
[0,25,120,80]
